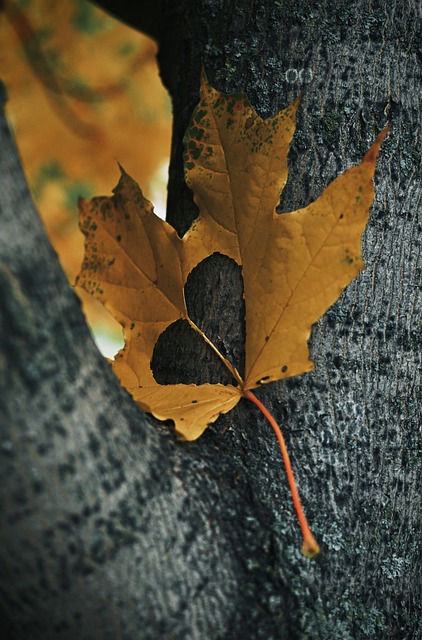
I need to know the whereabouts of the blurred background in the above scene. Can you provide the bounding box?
[0,0,172,357]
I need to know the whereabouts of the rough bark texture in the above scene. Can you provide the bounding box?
[1,1,421,638]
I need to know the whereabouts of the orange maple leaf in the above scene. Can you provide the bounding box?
[77,75,388,440]
[77,74,388,557]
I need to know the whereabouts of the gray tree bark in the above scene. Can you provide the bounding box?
[0,1,421,639]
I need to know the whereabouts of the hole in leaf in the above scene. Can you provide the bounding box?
[151,253,245,385]
[185,252,245,376]
[152,318,227,384]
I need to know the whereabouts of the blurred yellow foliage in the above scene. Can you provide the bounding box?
[0,0,171,352]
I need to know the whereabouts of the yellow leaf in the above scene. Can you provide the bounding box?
[77,74,388,440]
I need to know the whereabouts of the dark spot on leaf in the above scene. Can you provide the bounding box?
[195,109,207,123]
[281,365,288,372]
[190,126,204,141]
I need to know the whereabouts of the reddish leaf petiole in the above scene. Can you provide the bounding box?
[243,389,320,558]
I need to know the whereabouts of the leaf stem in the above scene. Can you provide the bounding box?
[243,389,320,558]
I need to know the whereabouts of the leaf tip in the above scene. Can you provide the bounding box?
[292,92,303,110]
[117,162,128,177]
[200,64,209,87]
[363,125,390,164]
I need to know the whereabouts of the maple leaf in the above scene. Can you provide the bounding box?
[77,74,388,558]
[77,75,387,441]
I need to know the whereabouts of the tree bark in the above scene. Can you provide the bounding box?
[1,1,421,639]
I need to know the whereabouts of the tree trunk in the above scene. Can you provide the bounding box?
[1,1,421,638]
